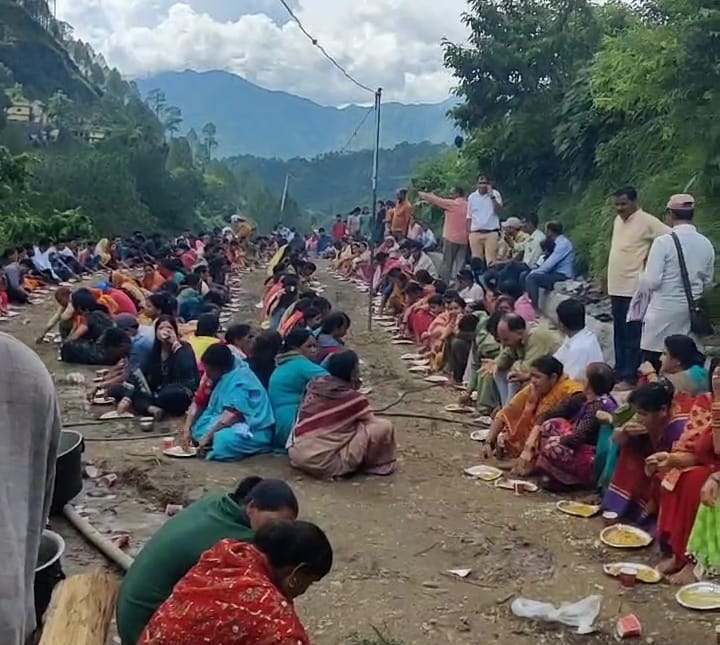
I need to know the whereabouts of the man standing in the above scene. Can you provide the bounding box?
[418,187,468,282]
[390,189,413,240]
[346,207,362,239]
[525,222,575,309]
[640,194,715,367]
[467,175,503,267]
[607,186,670,389]
[0,334,61,645]
[331,215,346,243]
[372,201,386,245]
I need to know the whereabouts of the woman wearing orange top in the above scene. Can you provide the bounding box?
[139,521,333,645]
[142,264,166,292]
[111,270,148,310]
[645,369,720,583]
[382,268,410,316]
[422,294,466,371]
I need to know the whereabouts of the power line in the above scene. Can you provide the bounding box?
[277,0,375,95]
[338,106,375,154]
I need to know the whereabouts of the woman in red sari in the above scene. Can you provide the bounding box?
[646,367,720,583]
[139,520,333,645]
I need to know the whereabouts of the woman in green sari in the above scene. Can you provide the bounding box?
[687,471,720,578]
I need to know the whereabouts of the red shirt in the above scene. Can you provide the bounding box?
[180,251,196,271]
[108,288,138,315]
[331,221,346,242]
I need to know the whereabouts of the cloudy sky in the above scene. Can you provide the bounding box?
[54,0,469,106]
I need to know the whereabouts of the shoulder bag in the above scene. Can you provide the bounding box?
[670,232,713,336]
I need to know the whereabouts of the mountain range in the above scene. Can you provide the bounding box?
[135,70,458,159]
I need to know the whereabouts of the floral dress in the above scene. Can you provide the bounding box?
[139,540,310,645]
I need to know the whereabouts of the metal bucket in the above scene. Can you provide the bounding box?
[34,529,66,623]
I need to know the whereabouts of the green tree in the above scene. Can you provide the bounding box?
[201,122,218,160]
[146,88,167,119]
[163,105,183,138]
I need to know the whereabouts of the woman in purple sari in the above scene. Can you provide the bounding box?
[515,363,618,489]
[601,381,690,529]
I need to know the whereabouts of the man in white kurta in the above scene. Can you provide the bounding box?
[640,194,715,362]
[0,334,61,644]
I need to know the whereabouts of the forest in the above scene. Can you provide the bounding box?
[412,0,720,280]
[0,0,301,249]
[227,142,447,218]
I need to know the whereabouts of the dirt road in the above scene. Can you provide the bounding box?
[13,266,715,644]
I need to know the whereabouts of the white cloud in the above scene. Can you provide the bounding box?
[55,0,468,105]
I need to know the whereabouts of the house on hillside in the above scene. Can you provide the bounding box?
[5,99,47,124]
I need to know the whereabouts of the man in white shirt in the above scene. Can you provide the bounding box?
[466,175,503,267]
[640,193,715,367]
[553,298,604,381]
[406,240,439,279]
[456,269,485,306]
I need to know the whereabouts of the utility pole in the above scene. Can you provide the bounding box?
[367,87,382,331]
[279,172,290,219]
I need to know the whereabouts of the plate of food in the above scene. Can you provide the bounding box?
[92,397,115,406]
[411,359,430,367]
[463,464,503,482]
[378,321,396,328]
[391,339,414,346]
[600,524,653,549]
[163,445,198,458]
[470,429,490,442]
[401,353,424,361]
[556,500,602,518]
[444,404,475,413]
[603,562,662,584]
[676,582,720,610]
[424,374,449,384]
[472,415,493,427]
[408,365,430,373]
[494,478,539,493]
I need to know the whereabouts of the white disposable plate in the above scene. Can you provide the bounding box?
[600,524,653,549]
[99,410,134,420]
[378,321,396,328]
[163,445,198,458]
[444,404,474,413]
[470,429,490,442]
[391,339,414,346]
[411,359,430,367]
[676,582,720,610]
[463,464,503,481]
[92,397,115,406]
[603,562,662,584]
[408,365,429,373]
[494,478,539,492]
[358,387,373,395]
[472,416,493,427]
[424,375,449,384]
[401,353,423,361]
[4,311,19,317]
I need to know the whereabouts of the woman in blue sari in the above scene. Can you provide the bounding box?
[268,328,327,451]
[184,344,275,461]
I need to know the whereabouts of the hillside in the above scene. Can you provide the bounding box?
[0,0,98,102]
[136,70,457,159]
[226,142,449,215]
